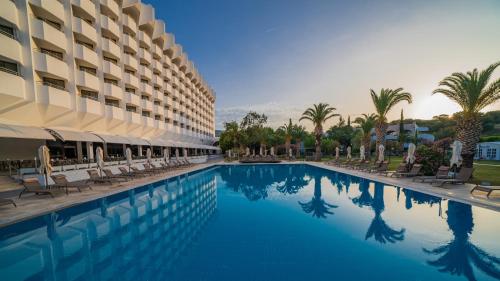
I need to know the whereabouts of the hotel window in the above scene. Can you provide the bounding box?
[125,69,135,75]
[155,115,161,120]
[142,111,150,117]
[36,17,62,31]
[40,48,64,61]
[42,77,65,90]
[103,56,118,64]
[79,65,97,75]
[487,148,497,159]
[0,23,15,39]
[126,105,137,112]
[0,60,19,75]
[104,78,118,85]
[105,98,120,107]
[75,39,94,50]
[141,79,148,84]
[80,90,99,101]
[141,95,149,101]
[125,87,136,94]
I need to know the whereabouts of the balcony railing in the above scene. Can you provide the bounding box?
[39,81,66,91]
[0,66,21,76]
[35,48,64,61]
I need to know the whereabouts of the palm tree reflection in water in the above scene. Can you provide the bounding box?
[424,201,500,281]
[299,174,338,218]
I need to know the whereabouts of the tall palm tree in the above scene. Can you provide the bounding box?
[354,113,377,159]
[370,88,412,158]
[433,62,500,167]
[292,124,307,157]
[300,103,339,161]
[280,118,294,156]
[424,201,500,281]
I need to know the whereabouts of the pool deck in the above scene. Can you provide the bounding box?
[0,160,498,228]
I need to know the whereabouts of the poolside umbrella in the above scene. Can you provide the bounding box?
[228,149,232,158]
[163,148,169,163]
[96,146,104,177]
[450,140,463,168]
[38,145,52,187]
[126,147,133,172]
[260,146,263,156]
[359,145,365,160]
[246,147,250,156]
[335,147,340,159]
[406,143,416,164]
[378,144,385,162]
[270,147,275,156]
[146,148,152,164]
[289,148,293,158]
[347,146,352,159]
[175,148,179,161]
[183,148,188,160]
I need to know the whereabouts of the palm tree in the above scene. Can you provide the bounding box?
[354,113,377,159]
[433,62,500,167]
[299,174,337,218]
[424,201,500,281]
[370,88,412,158]
[300,103,339,161]
[292,124,307,158]
[280,118,294,157]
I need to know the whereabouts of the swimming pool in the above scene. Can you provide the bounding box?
[0,164,499,281]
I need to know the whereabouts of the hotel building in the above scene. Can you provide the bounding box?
[0,0,217,163]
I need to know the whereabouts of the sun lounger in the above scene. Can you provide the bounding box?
[51,174,92,194]
[131,166,155,176]
[87,169,114,184]
[103,169,129,182]
[470,184,500,197]
[391,164,422,178]
[413,166,450,182]
[380,163,407,176]
[19,177,56,198]
[369,161,388,173]
[432,167,473,187]
[0,198,16,207]
[118,166,144,178]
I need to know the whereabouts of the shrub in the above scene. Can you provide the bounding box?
[415,145,445,176]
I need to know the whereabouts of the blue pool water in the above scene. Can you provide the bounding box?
[0,164,499,281]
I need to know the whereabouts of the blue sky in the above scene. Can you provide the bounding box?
[146,0,500,129]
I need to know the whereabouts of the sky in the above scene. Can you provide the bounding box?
[146,0,500,130]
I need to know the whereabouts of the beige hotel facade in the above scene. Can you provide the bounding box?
[0,0,218,163]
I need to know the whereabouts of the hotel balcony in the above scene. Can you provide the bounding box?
[0,34,22,64]
[105,105,125,123]
[138,47,151,64]
[151,59,161,73]
[141,116,154,128]
[73,43,98,67]
[152,74,162,88]
[140,82,153,96]
[141,99,153,111]
[33,51,69,81]
[139,65,152,81]
[30,0,65,23]
[152,89,162,101]
[123,53,138,70]
[0,71,25,105]
[36,82,71,110]
[1,0,18,27]
[151,44,162,60]
[164,83,173,94]
[100,15,120,39]
[76,70,99,91]
[122,14,137,35]
[71,0,96,20]
[125,111,141,125]
[164,70,172,81]
[125,92,141,107]
[138,31,152,49]
[123,72,139,88]
[104,82,123,100]
[101,37,121,59]
[103,60,122,80]
[73,17,98,44]
[100,0,120,19]
[153,104,162,115]
[30,18,67,50]
[122,33,138,53]
[77,95,101,116]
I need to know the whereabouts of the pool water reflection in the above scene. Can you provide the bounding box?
[0,164,499,281]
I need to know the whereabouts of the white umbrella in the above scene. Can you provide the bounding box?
[289,148,293,158]
[38,145,52,187]
[146,148,152,164]
[347,146,352,159]
[245,147,250,156]
[270,147,275,156]
[163,148,169,163]
[175,148,179,161]
[259,146,263,156]
[378,144,385,162]
[252,149,255,157]
[406,143,416,164]
[183,148,188,160]
[96,146,104,177]
[335,147,340,159]
[450,140,463,168]
[126,147,133,171]
[359,145,365,160]
[228,149,232,158]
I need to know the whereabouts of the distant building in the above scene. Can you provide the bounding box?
[371,122,435,148]
[475,142,500,160]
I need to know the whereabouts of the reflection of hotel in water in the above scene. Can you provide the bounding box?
[0,172,217,280]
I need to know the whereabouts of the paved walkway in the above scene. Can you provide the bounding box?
[0,163,218,228]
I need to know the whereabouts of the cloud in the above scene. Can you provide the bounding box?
[215,102,304,129]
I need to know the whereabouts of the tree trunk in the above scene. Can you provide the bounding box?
[363,135,371,159]
[375,122,387,160]
[296,139,301,158]
[315,126,322,161]
[285,137,291,158]
[456,116,481,168]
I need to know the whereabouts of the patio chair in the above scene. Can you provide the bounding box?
[103,169,129,182]
[470,184,500,197]
[432,167,474,187]
[413,166,450,182]
[118,166,144,178]
[51,174,92,195]
[391,164,423,178]
[361,160,381,172]
[19,177,56,198]
[143,163,163,174]
[369,161,388,173]
[131,166,155,176]
[0,198,16,207]
[380,163,407,176]
[87,169,114,184]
